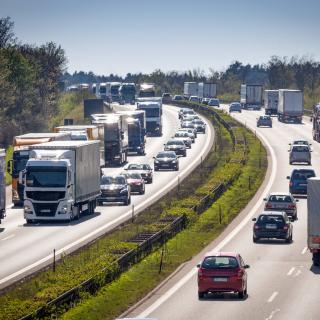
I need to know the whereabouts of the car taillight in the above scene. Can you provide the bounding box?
[288,204,296,209]
[254,224,259,229]
[266,203,273,209]
[289,182,293,187]
[283,225,289,230]
[237,269,244,280]
[198,268,204,279]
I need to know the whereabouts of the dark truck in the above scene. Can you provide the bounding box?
[84,98,109,118]
[119,83,136,105]
[103,114,129,166]
[117,110,146,155]
[0,149,6,223]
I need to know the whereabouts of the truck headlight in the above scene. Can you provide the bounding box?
[12,189,19,200]
[24,205,33,214]
[154,160,159,164]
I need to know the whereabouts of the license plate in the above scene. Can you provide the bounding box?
[266,224,277,229]
[275,204,284,208]
[299,184,307,187]
[213,277,228,282]
[40,209,50,213]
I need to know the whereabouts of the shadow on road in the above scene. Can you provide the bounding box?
[310,265,320,275]
[199,292,249,302]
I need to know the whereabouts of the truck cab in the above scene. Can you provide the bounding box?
[137,99,162,136]
[119,83,136,105]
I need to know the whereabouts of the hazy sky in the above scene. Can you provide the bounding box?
[1,0,320,76]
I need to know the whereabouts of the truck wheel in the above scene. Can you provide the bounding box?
[73,206,80,220]
[26,219,34,224]
[313,252,320,266]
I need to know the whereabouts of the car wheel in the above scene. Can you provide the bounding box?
[154,167,158,172]
[289,161,293,165]
[253,235,259,243]
[175,165,179,171]
[26,219,33,224]
[140,186,145,195]
[286,233,293,243]
[183,152,186,157]
[238,290,245,299]
[198,292,205,299]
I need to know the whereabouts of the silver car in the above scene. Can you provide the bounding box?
[257,115,272,127]
[264,192,298,220]
[177,129,195,142]
[289,144,311,165]
[174,132,192,148]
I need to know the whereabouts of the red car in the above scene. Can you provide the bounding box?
[197,251,249,299]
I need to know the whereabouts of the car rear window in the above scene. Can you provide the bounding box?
[292,146,309,152]
[269,195,293,202]
[258,215,285,224]
[292,170,315,180]
[202,256,239,269]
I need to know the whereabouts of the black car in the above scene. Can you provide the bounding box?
[164,139,187,157]
[252,211,293,243]
[97,175,131,205]
[287,169,316,195]
[154,151,179,171]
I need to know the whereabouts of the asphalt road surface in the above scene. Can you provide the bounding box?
[0,104,214,289]
[128,106,320,320]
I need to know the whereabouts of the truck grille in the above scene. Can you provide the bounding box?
[34,203,58,217]
[26,191,65,201]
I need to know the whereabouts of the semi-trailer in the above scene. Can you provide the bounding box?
[0,149,6,223]
[183,82,198,98]
[277,89,303,123]
[240,84,263,110]
[264,90,278,116]
[7,132,71,206]
[138,83,156,98]
[198,83,217,98]
[22,140,100,222]
[119,83,136,105]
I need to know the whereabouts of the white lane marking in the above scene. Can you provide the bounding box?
[0,106,214,287]
[265,308,281,320]
[267,291,278,303]
[293,270,302,278]
[1,234,15,241]
[287,267,295,276]
[138,118,278,318]
[301,247,308,255]
[6,204,13,209]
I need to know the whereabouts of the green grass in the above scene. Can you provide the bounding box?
[61,125,266,320]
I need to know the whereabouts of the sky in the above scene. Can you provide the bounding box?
[1,0,320,76]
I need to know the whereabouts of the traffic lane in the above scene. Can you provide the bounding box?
[134,107,318,319]
[0,105,214,288]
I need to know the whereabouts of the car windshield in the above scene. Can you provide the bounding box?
[260,116,270,120]
[157,152,175,159]
[167,140,184,146]
[258,215,285,224]
[175,132,187,137]
[193,120,203,124]
[268,195,292,202]
[127,173,142,179]
[127,164,142,170]
[202,256,239,269]
[292,146,309,152]
[292,170,315,180]
[101,176,125,185]
[140,164,151,170]
[293,140,308,145]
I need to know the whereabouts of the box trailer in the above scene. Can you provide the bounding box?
[278,89,303,123]
[184,82,198,98]
[264,90,278,115]
[240,84,263,110]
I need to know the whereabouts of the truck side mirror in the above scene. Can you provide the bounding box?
[121,132,124,139]
[19,170,26,185]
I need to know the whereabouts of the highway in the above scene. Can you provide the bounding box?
[0,104,214,289]
[127,106,320,320]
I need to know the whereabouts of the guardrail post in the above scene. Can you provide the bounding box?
[248,176,251,190]
[177,176,180,194]
[53,249,56,272]
[131,204,134,222]
[219,205,222,224]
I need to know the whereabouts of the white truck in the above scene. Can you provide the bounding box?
[184,82,198,98]
[277,89,303,123]
[22,140,100,222]
[307,177,320,266]
[198,83,217,98]
[96,83,111,101]
[240,84,263,110]
[137,98,162,136]
[264,90,278,116]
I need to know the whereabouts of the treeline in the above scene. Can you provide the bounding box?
[63,56,320,108]
[0,17,66,147]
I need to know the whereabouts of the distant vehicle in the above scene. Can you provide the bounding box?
[181,114,199,123]
[98,175,131,205]
[180,108,196,119]
[121,171,145,194]
[0,149,6,223]
[278,89,303,123]
[83,98,106,118]
[287,169,315,195]
[119,83,136,105]
[138,83,156,98]
[184,82,198,98]
[124,163,153,183]
[137,99,162,136]
[192,119,206,133]
[154,151,179,171]
[110,82,121,103]
[257,115,272,127]
[189,96,200,103]
[23,141,100,222]
[208,98,220,107]
[264,90,278,116]
[289,144,311,165]
[173,95,184,101]
[201,98,210,105]
[240,84,263,110]
[264,192,298,220]
[162,93,172,104]
[174,131,192,148]
[96,82,111,101]
[197,251,249,299]
[307,177,320,266]
[177,129,195,142]
[181,121,197,137]
[229,102,242,113]
[198,83,217,99]
[178,108,190,119]
[312,104,320,142]
[164,139,187,157]
[252,211,293,243]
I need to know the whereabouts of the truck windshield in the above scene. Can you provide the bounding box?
[128,125,140,138]
[104,125,119,141]
[26,167,67,188]
[140,108,159,117]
